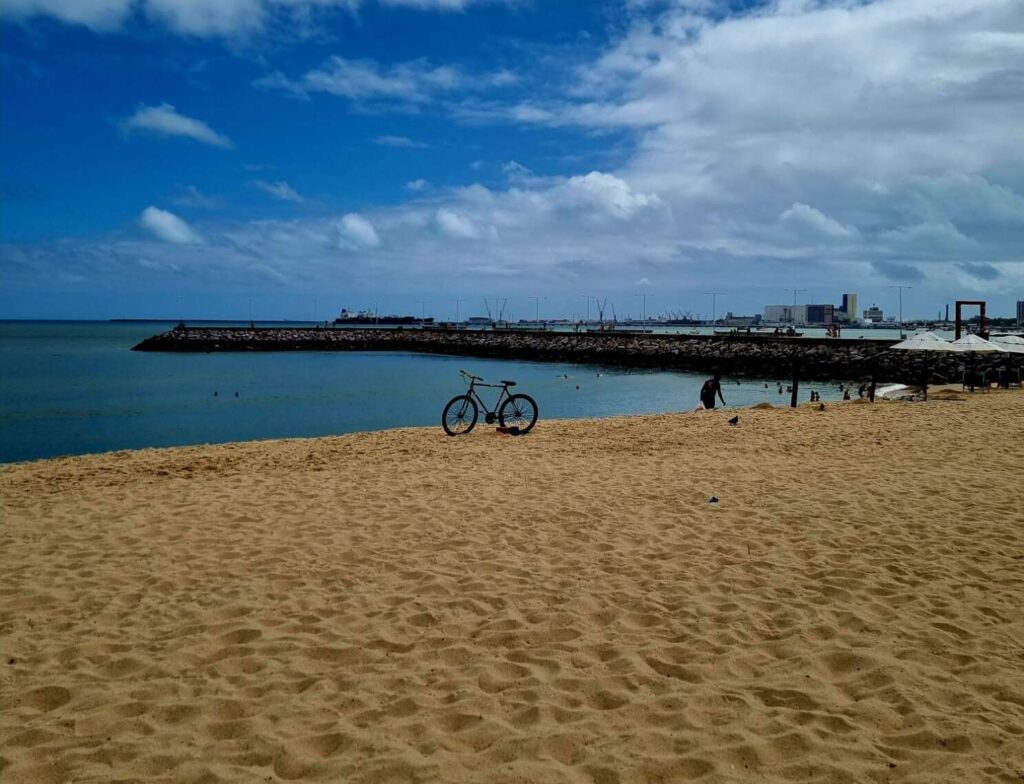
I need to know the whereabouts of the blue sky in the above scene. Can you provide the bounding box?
[1,0,1023,321]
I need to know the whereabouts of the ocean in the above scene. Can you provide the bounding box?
[1,321,855,463]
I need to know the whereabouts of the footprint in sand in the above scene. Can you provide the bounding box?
[23,685,71,712]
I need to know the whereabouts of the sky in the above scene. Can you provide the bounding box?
[1,0,1023,322]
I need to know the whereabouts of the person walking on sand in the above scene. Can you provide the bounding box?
[699,372,726,410]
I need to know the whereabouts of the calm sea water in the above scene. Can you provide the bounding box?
[0,321,851,463]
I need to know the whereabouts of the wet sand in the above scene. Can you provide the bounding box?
[2,392,1023,783]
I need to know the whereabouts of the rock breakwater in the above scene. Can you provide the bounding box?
[133,326,1023,384]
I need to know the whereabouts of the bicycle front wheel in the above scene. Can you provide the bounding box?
[499,394,538,434]
[442,395,478,436]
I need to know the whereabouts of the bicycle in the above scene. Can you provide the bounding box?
[442,370,539,436]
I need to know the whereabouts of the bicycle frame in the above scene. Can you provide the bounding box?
[463,378,513,416]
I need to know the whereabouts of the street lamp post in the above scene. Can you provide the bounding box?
[889,285,912,337]
[529,296,547,324]
[704,292,724,328]
[581,295,593,324]
[454,299,464,325]
[634,293,650,326]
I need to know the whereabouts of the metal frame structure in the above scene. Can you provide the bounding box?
[955,300,987,340]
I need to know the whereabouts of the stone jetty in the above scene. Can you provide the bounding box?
[133,326,1023,384]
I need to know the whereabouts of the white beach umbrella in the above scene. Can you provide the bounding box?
[990,335,1024,354]
[887,332,964,399]
[889,332,963,352]
[950,334,1009,352]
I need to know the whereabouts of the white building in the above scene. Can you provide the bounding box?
[764,305,807,324]
[863,304,884,323]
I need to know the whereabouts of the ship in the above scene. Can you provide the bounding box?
[333,308,434,326]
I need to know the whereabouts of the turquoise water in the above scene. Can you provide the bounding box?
[0,321,847,463]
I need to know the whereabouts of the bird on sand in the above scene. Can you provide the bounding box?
[728,415,739,425]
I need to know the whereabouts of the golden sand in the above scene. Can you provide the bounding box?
[2,393,1023,783]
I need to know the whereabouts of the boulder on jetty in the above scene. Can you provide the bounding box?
[133,326,1023,384]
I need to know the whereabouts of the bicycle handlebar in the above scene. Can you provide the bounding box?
[460,370,483,382]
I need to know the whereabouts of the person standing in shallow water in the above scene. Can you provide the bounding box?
[699,372,726,410]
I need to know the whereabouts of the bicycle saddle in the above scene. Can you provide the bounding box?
[501,380,517,386]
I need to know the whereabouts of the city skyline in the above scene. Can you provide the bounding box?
[74,288,1015,325]
[2,0,1023,319]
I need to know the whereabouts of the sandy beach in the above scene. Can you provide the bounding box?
[2,393,1023,783]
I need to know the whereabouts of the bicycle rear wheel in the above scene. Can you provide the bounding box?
[442,395,478,436]
[499,393,538,434]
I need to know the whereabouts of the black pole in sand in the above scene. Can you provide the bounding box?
[790,363,800,408]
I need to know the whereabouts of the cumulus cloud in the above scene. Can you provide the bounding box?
[406,179,429,191]
[436,207,480,239]
[779,203,858,239]
[140,206,202,244]
[338,213,380,248]
[254,180,304,202]
[456,0,1024,307]
[122,103,232,148]
[561,171,663,219]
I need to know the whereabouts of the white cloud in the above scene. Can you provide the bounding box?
[170,185,222,209]
[779,203,858,239]
[374,135,429,149]
[560,172,663,220]
[1,0,506,36]
[338,213,380,248]
[380,0,498,8]
[260,56,517,105]
[140,206,202,244]
[502,160,532,178]
[122,103,232,148]
[254,180,304,202]
[436,207,480,239]
[144,0,267,36]
[406,179,429,191]
[0,0,131,29]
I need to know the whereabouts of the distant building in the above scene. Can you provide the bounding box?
[805,304,835,325]
[839,293,858,323]
[1018,300,1024,326]
[718,312,759,327]
[863,304,884,323]
[764,304,806,324]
